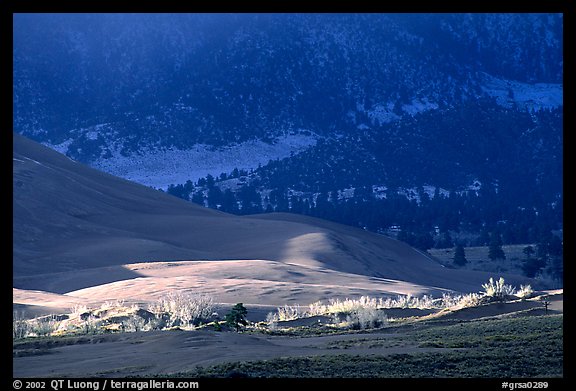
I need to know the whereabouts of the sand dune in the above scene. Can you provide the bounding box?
[13,133,534,312]
[14,260,444,310]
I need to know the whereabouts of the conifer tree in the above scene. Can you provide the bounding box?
[453,243,468,266]
[488,231,506,261]
[225,303,248,332]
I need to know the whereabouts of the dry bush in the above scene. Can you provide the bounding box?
[124,314,147,332]
[80,315,101,334]
[265,312,279,330]
[269,294,449,325]
[345,308,388,330]
[482,277,516,301]
[441,292,482,309]
[516,284,534,299]
[29,315,61,337]
[70,304,90,317]
[13,311,30,339]
[149,291,214,328]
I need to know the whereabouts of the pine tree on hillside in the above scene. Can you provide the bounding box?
[522,245,535,259]
[488,232,506,261]
[453,243,468,267]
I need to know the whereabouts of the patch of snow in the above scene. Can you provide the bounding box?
[372,185,388,200]
[357,97,439,127]
[89,133,319,190]
[45,138,74,155]
[395,186,450,204]
[397,187,420,202]
[401,98,439,116]
[468,179,482,191]
[337,187,355,200]
[422,185,450,198]
[366,103,400,125]
[480,72,562,110]
[216,177,244,192]
[456,179,484,196]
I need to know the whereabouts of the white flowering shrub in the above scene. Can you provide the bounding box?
[149,292,214,328]
[482,277,516,301]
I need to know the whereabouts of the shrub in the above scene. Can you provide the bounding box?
[268,294,447,326]
[516,285,534,300]
[13,311,30,339]
[276,304,303,321]
[481,277,516,301]
[307,301,328,317]
[70,304,89,316]
[265,312,279,329]
[456,292,483,308]
[81,315,101,334]
[324,296,381,314]
[149,292,214,328]
[441,292,482,309]
[124,314,147,332]
[30,315,61,337]
[345,308,388,330]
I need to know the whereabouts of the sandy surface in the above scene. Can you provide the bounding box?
[14,260,450,313]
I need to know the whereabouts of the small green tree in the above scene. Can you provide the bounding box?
[522,245,535,259]
[488,232,506,261]
[453,243,468,267]
[225,303,248,332]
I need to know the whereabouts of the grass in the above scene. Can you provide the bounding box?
[410,315,562,349]
[171,314,562,378]
[12,333,115,358]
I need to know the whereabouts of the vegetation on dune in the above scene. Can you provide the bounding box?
[13,280,562,378]
[225,303,248,332]
[264,277,537,331]
[481,277,516,301]
[13,277,546,340]
[13,293,218,339]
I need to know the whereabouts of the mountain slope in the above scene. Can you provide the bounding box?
[12,14,562,258]
[14,14,562,162]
